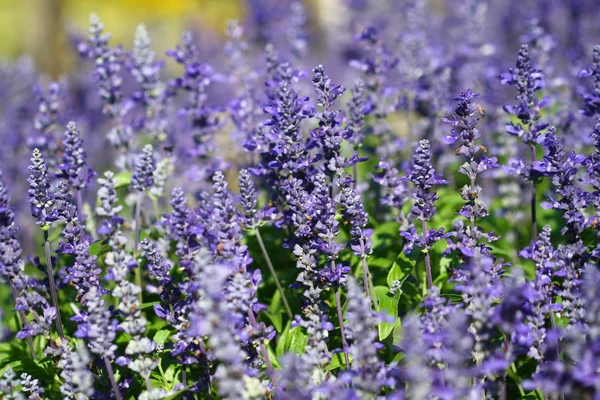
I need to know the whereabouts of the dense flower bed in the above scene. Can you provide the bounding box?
[1,1,600,399]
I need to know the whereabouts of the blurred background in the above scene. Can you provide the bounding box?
[0,0,327,77]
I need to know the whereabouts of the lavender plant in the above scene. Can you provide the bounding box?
[2,3,600,399]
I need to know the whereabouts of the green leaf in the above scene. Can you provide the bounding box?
[114,171,132,189]
[267,345,281,369]
[326,352,353,371]
[88,241,110,257]
[288,326,308,354]
[374,286,401,341]
[139,301,160,310]
[264,310,284,334]
[387,251,418,288]
[276,322,292,358]
[153,329,171,345]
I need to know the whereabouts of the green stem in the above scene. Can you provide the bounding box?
[43,230,65,339]
[334,287,351,369]
[134,192,143,303]
[11,286,36,358]
[104,357,122,400]
[255,227,293,320]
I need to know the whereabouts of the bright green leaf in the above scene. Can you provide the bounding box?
[153,329,171,345]
[375,286,401,341]
[114,171,132,189]
[326,352,353,371]
[387,251,418,288]
[288,326,308,354]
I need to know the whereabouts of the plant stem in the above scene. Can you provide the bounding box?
[500,335,509,400]
[76,189,85,242]
[43,230,64,339]
[360,252,379,311]
[422,220,433,291]
[352,162,358,190]
[134,191,143,303]
[248,309,277,388]
[255,227,293,320]
[531,145,538,241]
[11,286,36,358]
[334,287,351,369]
[104,357,122,400]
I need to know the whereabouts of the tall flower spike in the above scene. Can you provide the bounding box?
[28,148,64,338]
[0,170,38,356]
[132,144,156,192]
[337,175,376,305]
[141,238,172,284]
[96,171,124,236]
[107,231,158,390]
[75,285,117,359]
[188,261,256,400]
[288,2,308,60]
[310,65,362,175]
[210,171,251,270]
[131,24,162,104]
[500,44,548,240]
[27,148,58,229]
[239,169,292,319]
[58,343,95,399]
[238,169,259,230]
[442,90,499,258]
[132,144,156,259]
[167,31,222,163]
[401,140,446,290]
[344,277,390,395]
[58,121,93,191]
[20,373,45,399]
[535,128,587,239]
[579,45,600,117]
[78,13,124,119]
[66,241,102,303]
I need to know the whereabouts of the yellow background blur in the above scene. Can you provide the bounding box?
[0,0,245,77]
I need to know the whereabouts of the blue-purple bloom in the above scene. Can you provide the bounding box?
[57,121,94,191]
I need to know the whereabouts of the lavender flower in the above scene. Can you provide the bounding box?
[442,90,499,257]
[27,148,58,229]
[501,44,549,239]
[401,139,446,289]
[106,231,157,388]
[132,144,156,192]
[187,260,261,399]
[19,373,44,399]
[58,343,95,399]
[535,128,587,239]
[579,45,600,117]
[96,171,124,236]
[287,2,308,60]
[78,13,124,119]
[75,285,117,358]
[141,238,171,285]
[54,181,83,254]
[209,171,251,270]
[66,240,101,299]
[346,79,367,149]
[344,277,389,395]
[258,62,314,203]
[0,368,23,400]
[57,121,93,191]
[167,31,222,162]
[337,174,375,302]
[130,24,162,105]
[238,169,259,230]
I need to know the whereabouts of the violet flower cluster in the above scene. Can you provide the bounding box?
[3,3,600,399]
